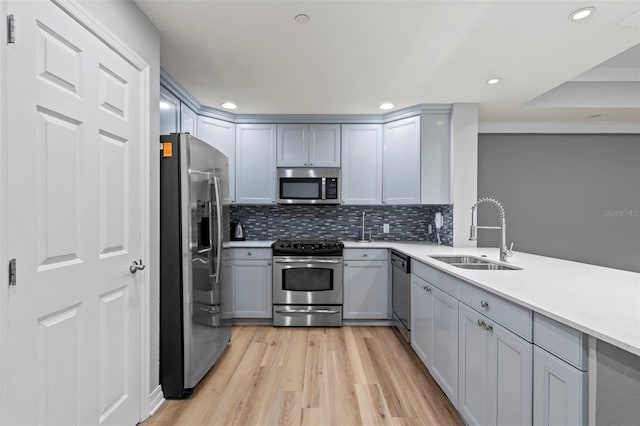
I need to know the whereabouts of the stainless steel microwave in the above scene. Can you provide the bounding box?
[277,168,340,205]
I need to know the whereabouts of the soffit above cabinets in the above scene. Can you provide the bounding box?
[136,1,640,124]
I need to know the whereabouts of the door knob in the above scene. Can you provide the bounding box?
[130,259,146,274]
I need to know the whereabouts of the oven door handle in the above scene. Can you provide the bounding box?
[274,259,341,264]
[275,309,341,315]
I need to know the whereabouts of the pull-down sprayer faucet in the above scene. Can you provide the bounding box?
[469,197,513,262]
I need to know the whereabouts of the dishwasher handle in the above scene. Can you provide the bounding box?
[391,251,410,273]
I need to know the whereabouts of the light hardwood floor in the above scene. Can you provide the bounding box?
[144,326,463,426]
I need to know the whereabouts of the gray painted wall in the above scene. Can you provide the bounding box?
[596,340,640,426]
[477,134,640,273]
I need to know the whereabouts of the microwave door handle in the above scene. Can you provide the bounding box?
[212,175,223,285]
[275,259,341,264]
[321,177,326,201]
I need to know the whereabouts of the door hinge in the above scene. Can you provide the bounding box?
[7,14,15,44]
[9,258,16,287]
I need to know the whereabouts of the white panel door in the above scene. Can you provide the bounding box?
[341,124,383,205]
[197,116,236,203]
[383,116,421,204]
[6,2,143,424]
[308,124,340,167]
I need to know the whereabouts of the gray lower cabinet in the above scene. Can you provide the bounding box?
[231,249,272,318]
[343,250,389,319]
[533,346,587,426]
[410,273,459,405]
[533,313,588,426]
[458,302,532,426]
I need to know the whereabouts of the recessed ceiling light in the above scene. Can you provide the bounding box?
[295,14,310,24]
[221,102,237,110]
[487,78,502,85]
[379,103,394,110]
[159,101,171,110]
[569,7,596,21]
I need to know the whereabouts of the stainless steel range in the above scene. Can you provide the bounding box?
[272,239,344,327]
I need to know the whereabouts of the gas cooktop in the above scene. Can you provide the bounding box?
[272,239,344,256]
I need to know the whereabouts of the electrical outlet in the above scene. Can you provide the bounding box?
[428,224,432,234]
[383,223,389,233]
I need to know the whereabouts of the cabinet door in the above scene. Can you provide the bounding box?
[491,316,533,426]
[180,103,197,136]
[421,113,450,204]
[232,259,272,318]
[236,124,277,204]
[277,124,307,167]
[533,346,586,426]
[458,304,492,426]
[459,303,533,426]
[410,274,433,368]
[160,87,180,135]
[382,116,421,204]
[197,116,236,203]
[431,286,459,406]
[341,124,382,205]
[308,124,340,167]
[343,260,389,319]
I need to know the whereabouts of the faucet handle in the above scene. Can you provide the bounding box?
[506,242,514,257]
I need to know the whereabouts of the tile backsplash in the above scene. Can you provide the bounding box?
[230,204,453,245]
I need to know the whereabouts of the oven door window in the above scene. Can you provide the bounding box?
[282,268,333,292]
[280,178,322,200]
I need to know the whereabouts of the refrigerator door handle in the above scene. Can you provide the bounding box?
[212,175,223,285]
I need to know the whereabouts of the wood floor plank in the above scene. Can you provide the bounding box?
[355,383,393,426]
[144,326,463,426]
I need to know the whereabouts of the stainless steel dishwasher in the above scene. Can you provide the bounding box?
[391,251,411,342]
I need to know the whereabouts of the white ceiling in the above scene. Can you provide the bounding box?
[135,0,640,123]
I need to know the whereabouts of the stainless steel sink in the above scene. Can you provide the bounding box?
[429,255,522,271]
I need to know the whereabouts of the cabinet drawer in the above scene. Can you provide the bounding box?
[344,248,388,261]
[412,260,459,297]
[230,248,272,260]
[534,313,588,371]
[459,281,532,341]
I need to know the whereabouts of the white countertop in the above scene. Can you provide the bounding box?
[229,240,640,356]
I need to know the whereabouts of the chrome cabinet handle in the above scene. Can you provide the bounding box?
[363,253,368,257]
[422,285,431,293]
[267,261,272,266]
[129,259,145,274]
[480,300,489,308]
[344,262,348,266]
[247,251,252,256]
[477,318,493,331]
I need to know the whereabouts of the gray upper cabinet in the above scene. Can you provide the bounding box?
[383,116,421,204]
[180,103,198,136]
[421,113,450,204]
[341,124,383,205]
[277,124,340,167]
[197,116,237,203]
[236,124,277,204]
[160,87,180,135]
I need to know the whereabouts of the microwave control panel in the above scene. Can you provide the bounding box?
[325,178,338,200]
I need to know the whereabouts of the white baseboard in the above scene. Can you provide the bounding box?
[148,385,165,418]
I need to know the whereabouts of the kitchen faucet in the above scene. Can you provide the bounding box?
[469,197,513,262]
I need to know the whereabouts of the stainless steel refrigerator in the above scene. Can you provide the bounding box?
[159,133,231,399]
